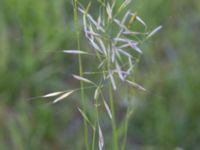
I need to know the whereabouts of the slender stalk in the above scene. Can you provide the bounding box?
[92,95,100,150]
[91,126,96,150]
[107,22,118,149]
[73,1,89,150]
[109,81,118,150]
[122,88,132,150]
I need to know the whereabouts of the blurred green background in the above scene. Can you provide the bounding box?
[0,0,199,149]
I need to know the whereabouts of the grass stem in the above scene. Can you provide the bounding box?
[122,89,132,150]
[109,81,118,150]
[73,1,89,150]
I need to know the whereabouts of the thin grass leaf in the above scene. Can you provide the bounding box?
[83,71,101,75]
[111,47,116,63]
[85,1,92,13]
[126,58,134,77]
[89,38,103,54]
[114,19,128,31]
[126,80,146,91]
[97,0,105,7]
[94,86,101,100]
[88,24,102,37]
[118,0,131,13]
[117,48,132,58]
[42,91,64,98]
[109,72,117,91]
[128,56,133,69]
[123,31,147,35]
[128,42,143,54]
[126,65,133,76]
[146,25,162,39]
[83,15,89,38]
[79,3,91,36]
[115,48,123,61]
[85,30,101,37]
[133,46,142,54]
[87,15,97,26]
[111,0,116,9]
[78,6,105,32]
[86,13,98,26]
[96,38,107,56]
[113,37,131,43]
[103,100,112,119]
[106,3,112,19]
[78,108,95,130]
[118,41,138,49]
[118,41,140,53]
[121,11,131,24]
[116,62,124,81]
[53,90,74,103]
[98,125,104,150]
[73,75,95,85]
[97,14,102,30]
[87,14,105,32]
[63,50,88,55]
[136,16,146,28]
[98,59,106,69]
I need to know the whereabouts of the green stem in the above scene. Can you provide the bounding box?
[73,1,89,150]
[91,126,96,150]
[121,89,132,150]
[92,98,99,150]
[109,81,118,150]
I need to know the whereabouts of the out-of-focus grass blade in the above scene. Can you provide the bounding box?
[126,80,146,91]
[113,37,131,43]
[116,62,124,81]
[96,38,107,56]
[89,38,103,54]
[109,72,117,90]
[123,31,147,35]
[94,86,101,100]
[42,91,64,98]
[136,16,146,28]
[106,2,112,19]
[117,48,132,58]
[73,75,95,85]
[78,108,95,130]
[121,11,131,24]
[98,59,106,69]
[129,43,142,54]
[146,25,162,39]
[118,0,131,13]
[103,100,112,119]
[53,90,74,103]
[63,50,88,55]
[98,125,104,150]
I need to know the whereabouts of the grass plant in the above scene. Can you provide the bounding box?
[1,0,200,149]
[40,0,161,149]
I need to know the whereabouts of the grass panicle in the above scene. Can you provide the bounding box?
[40,0,161,149]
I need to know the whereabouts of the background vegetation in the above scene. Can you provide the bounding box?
[0,0,199,149]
